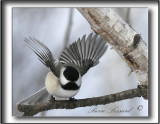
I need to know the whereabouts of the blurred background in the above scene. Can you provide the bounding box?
[12,8,148,117]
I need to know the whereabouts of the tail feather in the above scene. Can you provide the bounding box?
[17,87,51,105]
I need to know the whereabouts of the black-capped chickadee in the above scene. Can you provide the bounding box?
[17,33,108,105]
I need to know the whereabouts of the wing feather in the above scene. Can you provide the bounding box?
[24,37,60,77]
[59,33,108,76]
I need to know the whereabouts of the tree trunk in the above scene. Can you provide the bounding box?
[77,8,148,85]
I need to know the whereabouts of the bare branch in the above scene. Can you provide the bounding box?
[77,8,148,85]
[17,85,148,116]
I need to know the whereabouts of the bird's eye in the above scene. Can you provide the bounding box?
[63,66,79,81]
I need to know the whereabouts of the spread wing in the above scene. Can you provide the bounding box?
[24,37,60,77]
[59,33,108,76]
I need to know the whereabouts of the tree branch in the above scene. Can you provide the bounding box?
[17,85,148,116]
[77,8,148,85]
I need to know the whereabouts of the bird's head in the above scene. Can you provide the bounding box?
[60,66,82,87]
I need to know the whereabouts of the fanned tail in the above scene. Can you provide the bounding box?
[17,87,51,105]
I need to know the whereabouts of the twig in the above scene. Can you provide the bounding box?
[17,85,148,116]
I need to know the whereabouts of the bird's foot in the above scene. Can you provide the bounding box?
[49,96,55,102]
[69,97,76,101]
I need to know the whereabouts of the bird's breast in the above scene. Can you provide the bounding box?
[45,72,80,98]
[45,72,59,95]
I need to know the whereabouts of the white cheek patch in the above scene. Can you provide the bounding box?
[60,67,69,85]
[75,74,82,86]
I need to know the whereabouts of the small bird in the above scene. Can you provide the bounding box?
[17,33,108,105]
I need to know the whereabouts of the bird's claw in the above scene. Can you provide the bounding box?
[49,96,55,103]
[69,97,76,101]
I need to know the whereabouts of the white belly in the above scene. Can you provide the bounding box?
[45,72,79,98]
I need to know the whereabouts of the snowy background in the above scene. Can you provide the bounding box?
[12,8,148,117]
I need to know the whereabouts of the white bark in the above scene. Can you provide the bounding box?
[77,8,148,85]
